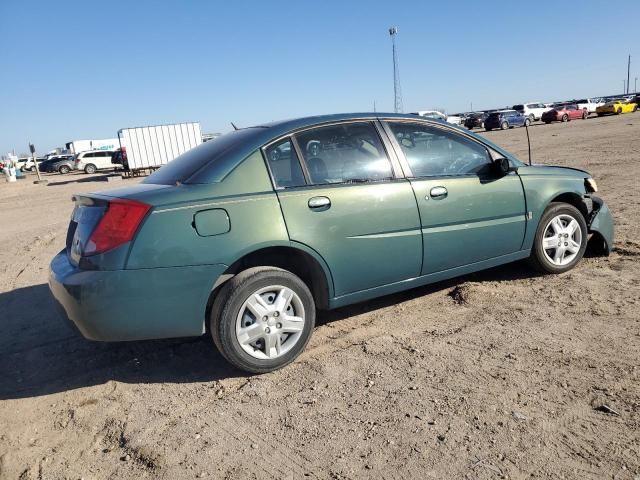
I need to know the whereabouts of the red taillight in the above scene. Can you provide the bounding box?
[85,199,151,255]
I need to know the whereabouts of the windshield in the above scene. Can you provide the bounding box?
[143,127,266,185]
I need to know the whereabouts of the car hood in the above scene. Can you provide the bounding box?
[518,164,590,178]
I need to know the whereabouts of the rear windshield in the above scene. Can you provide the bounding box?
[143,128,265,185]
[513,105,524,110]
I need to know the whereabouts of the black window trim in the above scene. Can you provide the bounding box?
[260,136,308,191]
[379,118,498,180]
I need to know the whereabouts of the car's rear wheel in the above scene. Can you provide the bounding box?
[528,114,535,123]
[561,114,568,122]
[84,164,97,174]
[582,110,588,119]
[210,267,316,373]
[59,165,70,174]
[500,121,508,130]
[524,118,531,127]
[528,203,587,274]
[616,108,621,115]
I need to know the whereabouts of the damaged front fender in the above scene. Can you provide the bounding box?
[587,196,614,255]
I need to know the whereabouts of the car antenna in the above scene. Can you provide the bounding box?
[231,122,239,131]
[524,122,532,165]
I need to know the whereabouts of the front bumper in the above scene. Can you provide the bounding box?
[48,250,227,341]
[586,196,614,254]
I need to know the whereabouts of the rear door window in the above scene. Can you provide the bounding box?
[294,122,393,185]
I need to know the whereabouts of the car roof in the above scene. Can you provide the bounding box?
[183,112,517,185]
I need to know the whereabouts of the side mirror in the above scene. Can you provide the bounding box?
[493,157,516,176]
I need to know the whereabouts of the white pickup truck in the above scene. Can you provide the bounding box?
[573,98,604,115]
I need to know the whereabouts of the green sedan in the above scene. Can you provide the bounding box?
[49,113,614,373]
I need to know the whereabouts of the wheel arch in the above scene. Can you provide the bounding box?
[206,245,334,325]
[547,192,588,223]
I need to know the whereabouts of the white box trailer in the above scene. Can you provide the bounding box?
[118,122,202,171]
[65,138,120,154]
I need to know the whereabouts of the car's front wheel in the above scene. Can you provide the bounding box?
[59,165,70,174]
[524,118,531,127]
[210,267,316,373]
[528,203,587,274]
[562,114,568,122]
[500,121,508,130]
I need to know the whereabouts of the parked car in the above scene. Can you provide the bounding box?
[484,110,529,130]
[20,157,47,172]
[541,104,588,123]
[74,150,119,174]
[412,110,447,122]
[444,114,462,126]
[48,113,613,373]
[512,102,551,121]
[596,99,638,116]
[50,155,76,174]
[34,158,60,173]
[573,98,604,115]
[111,149,128,170]
[464,112,489,129]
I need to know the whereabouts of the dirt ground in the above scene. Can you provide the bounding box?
[1,113,638,480]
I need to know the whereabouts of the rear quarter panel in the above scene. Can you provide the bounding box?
[126,150,289,269]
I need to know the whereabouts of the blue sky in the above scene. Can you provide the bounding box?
[1,0,639,155]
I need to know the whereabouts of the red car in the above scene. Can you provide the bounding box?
[541,104,587,123]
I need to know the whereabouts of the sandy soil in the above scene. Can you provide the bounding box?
[0,113,638,479]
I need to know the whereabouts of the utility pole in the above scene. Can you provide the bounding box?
[627,55,631,94]
[635,77,638,94]
[389,27,403,113]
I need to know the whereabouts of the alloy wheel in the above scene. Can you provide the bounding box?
[235,285,305,360]
[541,214,583,266]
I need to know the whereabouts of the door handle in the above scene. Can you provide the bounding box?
[428,186,448,200]
[308,196,331,210]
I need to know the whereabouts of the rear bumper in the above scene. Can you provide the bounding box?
[587,196,614,254]
[48,250,227,341]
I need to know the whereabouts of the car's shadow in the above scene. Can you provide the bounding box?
[0,261,540,400]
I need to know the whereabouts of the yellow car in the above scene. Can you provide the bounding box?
[596,99,638,116]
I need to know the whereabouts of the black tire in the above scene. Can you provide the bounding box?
[500,121,508,130]
[58,165,70,174]
[633,105,638,112]
[597,113,603,117]
[524,118,531,127]
[84,164,97,174]
[528,114,535,123]
[210,267,316,373]
[582,110,588,119]
[528,202,588,274]
[544,121,552,124]
[615,108,621,115]
[561,114,568,122]
[485,127,492,131]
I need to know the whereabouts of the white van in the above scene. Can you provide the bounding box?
[74,150,120,174]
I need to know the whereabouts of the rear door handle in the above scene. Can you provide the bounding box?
[428,186,448,200]
[308,196,331,210]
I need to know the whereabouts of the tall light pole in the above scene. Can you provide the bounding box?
[635,77,638,94]
[627,55,631,94]
[389,27,403,113]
